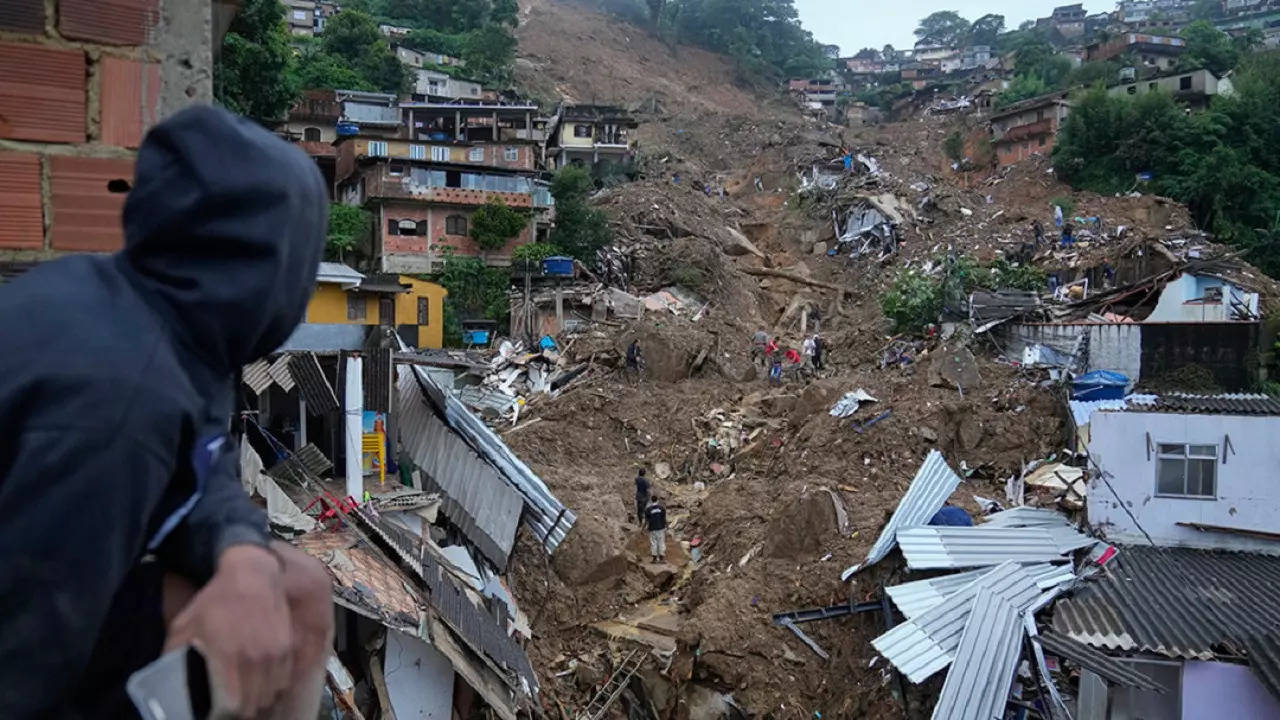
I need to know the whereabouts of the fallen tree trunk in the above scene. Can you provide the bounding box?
[739,267,852,295]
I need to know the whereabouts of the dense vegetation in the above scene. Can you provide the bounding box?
[1053,52,1280,278]
[882,256,1049,333]
[548,166,613,263]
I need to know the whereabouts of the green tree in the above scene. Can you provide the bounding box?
[666,0,830,79]
[402,28,468,57]
[943,130,965,162]
[316,10,409,93]
[327,204,371,261]
[214,0,298,123]
[512,242,562,262]
[461,23,518,85]
[1069,60,1120,87]
[434,252,510,338]
[549,166,611,263]
[291,43,372,91]
[470,198,528,253]
[1190,0,1223,20]
[1012,39,1072,87]
[969,13,1005,46]
[914,10,970,46]
[995,74,1050,107]
[1178,20,1240,75]
[881,269,942,333]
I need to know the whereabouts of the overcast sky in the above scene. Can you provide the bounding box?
[792,1,1096,54]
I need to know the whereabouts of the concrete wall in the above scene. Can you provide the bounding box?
[1089,411,1280,553]
[1148,272,1259,322]
[0,0,215,257]
[384,630,454,719]
[1182,661,1280,720]
[395,276,447,349]
[307,283,377,324]
[1002,323,1143,382]
[378,200,531,267]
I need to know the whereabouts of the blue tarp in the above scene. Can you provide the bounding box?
[929,505,975,527]
[1072,370,1130,400]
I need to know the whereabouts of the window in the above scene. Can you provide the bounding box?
[1039,136,1047,148]
[573,124,593,138]
[445,215,468,236]
[397,219,418,236]
[1180,75,1193,91]
[470,87,479,95]
[303,127,321,142]
[292,9,306,20]
[1156,443,1217,497]
[409,144,426,160]
[347,294,366,321]
[468,147,485,162]
[431,146,449,162]
[387,219,400,235]
[504,147,520,162]
[417,297,431,325]
[367,140,388,157]
[1203,286,1223,303]
[388,162,405,176]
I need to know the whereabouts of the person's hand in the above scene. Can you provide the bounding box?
[165,544,293,717]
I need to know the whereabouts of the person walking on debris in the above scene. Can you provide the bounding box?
[751,329,769,368]
[784,346,804,381]
[1061,222,1076,248]
[1032,219,1046,246]
[646,495,668,563]
[0,106,333,718]
[813,335,826,371]
[764,337,779,367]
[626,338,644,381]
[808,304,822,333]
[769,355,784,386]
[634,468,650,525]
[802,335,817,371]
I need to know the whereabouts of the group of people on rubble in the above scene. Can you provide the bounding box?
[634,468,668,563]
[751,326,825,386]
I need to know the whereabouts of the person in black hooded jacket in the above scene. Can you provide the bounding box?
[0,105,334,718]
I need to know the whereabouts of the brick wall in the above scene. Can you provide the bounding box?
[0,0,214,257]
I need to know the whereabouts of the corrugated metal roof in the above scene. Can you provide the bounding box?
[268,354,296,392]
[930,588,1024,720]
[1244,631,1280,702]
[266,443,333,485]
[842,450,962,580]
[981,506,1072,528]
[897,526,1093,570]
[1053,545,1280,661]
[364,347,391,413]
[886,563,1074,620]
[317,262,365,286]
[278,323,370,352]
[290,352,340,414]
[1139,393,1280,416]
[242,359,273,395]
[397,366,523,567]
[1038,632,1168,692]
[400,338,576,555]
[873,562,1041,683]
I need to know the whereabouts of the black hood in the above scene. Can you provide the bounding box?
[121,105,327,373]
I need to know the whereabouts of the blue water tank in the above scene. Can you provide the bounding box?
[541,256,574,276]
[336,122,359,137]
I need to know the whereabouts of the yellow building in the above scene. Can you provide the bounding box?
[303,263,447,349]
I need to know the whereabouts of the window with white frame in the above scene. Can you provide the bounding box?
[367,140,388,157]
[504,147,519,162]
[431,146,449,162]
[409,144,426,160]
[468,147,485,162]
[1156,443,1218,498]
[292,9,307,20]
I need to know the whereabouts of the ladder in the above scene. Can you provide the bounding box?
[577,649,646,720]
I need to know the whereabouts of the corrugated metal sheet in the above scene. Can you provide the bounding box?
[1038,632,1168,692]
[268,354,295,392]
[317,262,365,285]
[1145,393,1280,416]
[290,352,340,414]
[873,562,1040,683]
[277,323,369,352]
[930,589,1023,720]
[60,0,158,45]
[886,563,1073,620]
[397,366,522,567]
[981,506,1072,528]
[48,155,133,252]
[266,443,332,485]
[242,359,273,395]
[897,526,1093,570]
[1068,395,1156,426]
[1244,631,1280,702]
[0,43,85,143]
[1053,545,1280,661]
[842,449,962,580]
[0,153,44,250]
[364,347,391,413]
[400,336,575,554]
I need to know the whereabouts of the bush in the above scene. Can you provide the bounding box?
[470,198,528,253]
[943,130,965,163]
[549,166,612,263]
[326,204,371,260]
[881,270,942,333]
[667,265,706,289]
[512,242,561,262]
[1050,195,1077,217]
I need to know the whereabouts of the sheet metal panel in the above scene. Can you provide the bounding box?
[886,563,1073,620]
[242,359,273,395]
[278,323,369,352]
[842,450,962,580]
[1038,632,1169,692]
[896,526,1089,570]
[1053,545,1280,661]
[397,367,522,567]
[873,561,1040,683]
[364,347,392,413]
[981,506,1072,528]
[290,352,340,414]
[930,589,1024,720]
[268,354,295,392]
[401,344,576,554]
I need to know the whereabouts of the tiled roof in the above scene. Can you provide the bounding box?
[1139,394,1280,416]
[1053,545,1280,668]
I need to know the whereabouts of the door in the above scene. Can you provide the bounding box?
[379,296,395,326]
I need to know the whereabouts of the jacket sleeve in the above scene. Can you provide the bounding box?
[0,428,174,716]
[156,434,271,584]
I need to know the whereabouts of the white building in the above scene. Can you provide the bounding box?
[1087,395,1280,553]
[411,69,482,101]
[1145,271,1258,322]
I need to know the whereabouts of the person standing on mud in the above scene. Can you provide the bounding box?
[751,329,769,368]
[1032,219,1046,246]
[634,468,650,525]
[626,339,643,381]
[813,335,826,371]
[645,495,668,564]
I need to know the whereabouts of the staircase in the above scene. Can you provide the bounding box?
[577,649,646,720]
